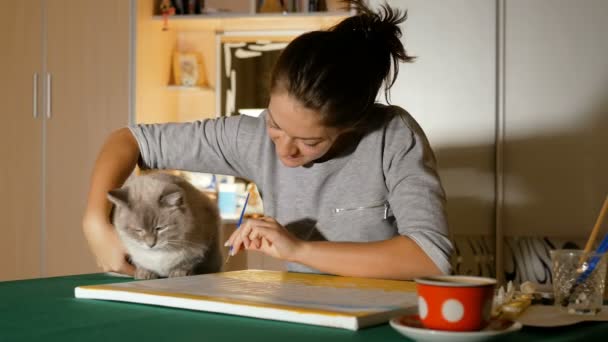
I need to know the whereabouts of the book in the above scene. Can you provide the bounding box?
[75,269,418,330]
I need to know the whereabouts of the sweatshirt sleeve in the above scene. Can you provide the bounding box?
[383,108,454,275]
[128,116,257,178]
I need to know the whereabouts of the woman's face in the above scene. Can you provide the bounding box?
[267,92,343,168]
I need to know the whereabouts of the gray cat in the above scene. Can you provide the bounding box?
[107,172,222,279]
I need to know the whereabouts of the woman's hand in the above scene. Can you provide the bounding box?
[225,216,306,262]
[83,219,135,276]
[82,128,140,276]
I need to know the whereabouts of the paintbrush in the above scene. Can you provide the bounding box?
[560,195,608,306]
[561,232,608,307]
[224,192,250,265]
[579,195,608,265]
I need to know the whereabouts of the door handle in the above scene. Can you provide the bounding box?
[33,73,39,118]
[46,73,52,119]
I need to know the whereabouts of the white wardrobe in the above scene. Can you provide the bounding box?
[375,0,608,283]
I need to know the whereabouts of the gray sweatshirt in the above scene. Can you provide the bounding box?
[129,104,453,275]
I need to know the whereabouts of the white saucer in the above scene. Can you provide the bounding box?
[389,314,522,342]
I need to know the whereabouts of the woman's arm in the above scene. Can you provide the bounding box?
[82,128,140,275]
[227,217,442,280]
[294,236,442,280]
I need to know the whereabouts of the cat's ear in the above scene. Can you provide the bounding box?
[107,188,130,208]
[160,191,183,208]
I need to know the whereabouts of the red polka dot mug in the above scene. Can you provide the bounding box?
[414,275,497,331]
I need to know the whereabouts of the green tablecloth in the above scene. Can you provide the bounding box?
[0,274,606,341]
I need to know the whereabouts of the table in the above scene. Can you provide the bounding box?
[1,274,607,341]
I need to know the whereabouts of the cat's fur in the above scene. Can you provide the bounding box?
[108,172,221,279]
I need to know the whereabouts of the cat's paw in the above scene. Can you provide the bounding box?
[134,268,159,280]
[168,269,191,278]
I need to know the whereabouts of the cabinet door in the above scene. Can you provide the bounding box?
[44,0,132,276]
[0,0,43,281]
[504,0,608,237]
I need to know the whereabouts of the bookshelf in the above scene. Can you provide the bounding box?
[137,0,350,124]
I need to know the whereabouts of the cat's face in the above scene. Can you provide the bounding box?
[108,181,194,250]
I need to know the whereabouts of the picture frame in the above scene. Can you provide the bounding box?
[172,51,208,87]
[216,32,300,116]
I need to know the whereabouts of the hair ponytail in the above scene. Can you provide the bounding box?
[270,0,414,130]
[333,0,413,97]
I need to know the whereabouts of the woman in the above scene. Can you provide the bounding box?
[83,0,453,280]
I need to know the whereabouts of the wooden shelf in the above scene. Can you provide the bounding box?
[154,11,351,19]
[137,0,351,125]
[152,12,350,31]
[167,85,214,92]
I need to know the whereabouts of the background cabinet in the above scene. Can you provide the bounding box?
[380,0,608,283]
[0,0,43,281]
[0,0,132,281]
[375,0,498,277]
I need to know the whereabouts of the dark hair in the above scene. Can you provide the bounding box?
[270,0,414,130]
